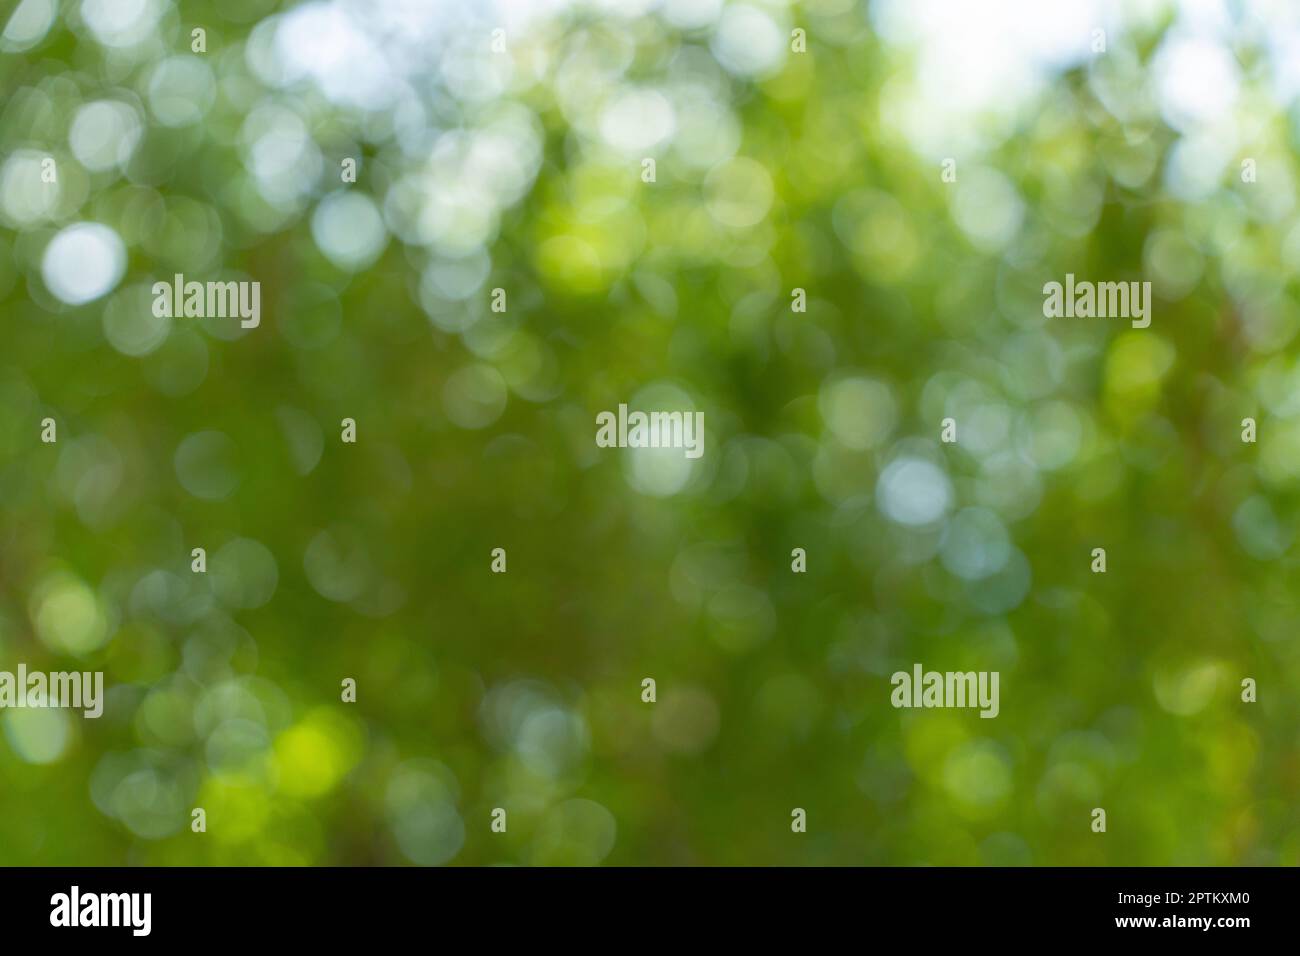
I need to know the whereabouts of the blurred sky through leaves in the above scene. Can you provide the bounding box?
[1,0,1299,865]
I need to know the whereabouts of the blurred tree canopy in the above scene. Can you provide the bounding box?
[0,0,1298,865]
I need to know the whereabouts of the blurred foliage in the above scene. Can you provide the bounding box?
[0,0,1298,865]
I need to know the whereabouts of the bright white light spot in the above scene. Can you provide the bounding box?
[275,1,400,111]
[242,104,322,205]
[69,101,142,172]
[42,223,126,306]
[1154,35,1240,131]
[871,0,1105,158]
[599,89,675,153]
[877,456,952,527]
[81,0,162,48]
[312,192,388,271]
[711,4,785,79]
[2,0,57,52]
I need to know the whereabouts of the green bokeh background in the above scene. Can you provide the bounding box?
[1,0,1298,865]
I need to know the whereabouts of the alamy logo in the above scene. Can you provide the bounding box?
[0,665,102,718]
[152,274,261,328]
[50,886,151,936]
[595,404,705,459]
[1042,273,1151,328]
[890,664,1000,718]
